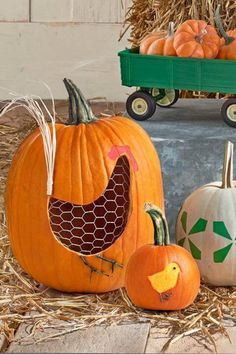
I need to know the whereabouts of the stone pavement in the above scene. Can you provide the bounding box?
[146,323,236,353]
[4,320,236,353]
[7,323,150,353]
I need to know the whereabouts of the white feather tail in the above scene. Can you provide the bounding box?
[0,90,56,195]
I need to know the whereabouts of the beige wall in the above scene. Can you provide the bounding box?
[0,1,132,100]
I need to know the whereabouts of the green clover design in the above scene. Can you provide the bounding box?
[213,221,235,263]
[178,211,207,260]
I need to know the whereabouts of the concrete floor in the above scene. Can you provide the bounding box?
[138,99,236,238]
[6,318,236,353]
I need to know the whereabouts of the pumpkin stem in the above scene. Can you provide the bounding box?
[144,203,170,246]
[195,28,208,44]
[215,5,234,46]
[63,78,97,125]
[222,141,234,189]
[167,22,175,38]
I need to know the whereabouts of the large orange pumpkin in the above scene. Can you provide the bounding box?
[5,79,164,293]
[125,203,200,310]
[174,20,221,58]
[140,23,176,56]
[215,6,236,60]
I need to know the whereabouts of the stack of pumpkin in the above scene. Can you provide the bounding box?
[140,6,236,60]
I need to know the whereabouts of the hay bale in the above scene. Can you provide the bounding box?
[122,0,236,47]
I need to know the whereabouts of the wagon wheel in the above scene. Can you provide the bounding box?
[151,88,179,108]
[126,91,156,121]
[221,98,236,128]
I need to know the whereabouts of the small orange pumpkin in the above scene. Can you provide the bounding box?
[174,20,221,58]
[125,203,200,310]
[215,6,236,60]
[140,22,176,56]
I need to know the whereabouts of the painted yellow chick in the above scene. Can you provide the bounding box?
[148,262,181,302]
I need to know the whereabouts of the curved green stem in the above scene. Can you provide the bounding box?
[144,203,170,246]
[63,78,97,125]
[215,5,234,46]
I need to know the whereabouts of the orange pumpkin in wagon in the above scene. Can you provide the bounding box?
[215,5,236,60]
[140,22,176,56]
[174,19,221,58]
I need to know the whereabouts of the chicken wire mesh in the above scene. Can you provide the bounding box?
[49,155,131,255]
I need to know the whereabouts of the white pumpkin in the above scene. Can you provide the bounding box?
[176,141,236,286]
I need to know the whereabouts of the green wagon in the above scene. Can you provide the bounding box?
[118,49,236,127]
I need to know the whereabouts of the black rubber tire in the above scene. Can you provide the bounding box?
[221,98,236,128]
[152,88,179,108]
[126,91,156,121]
